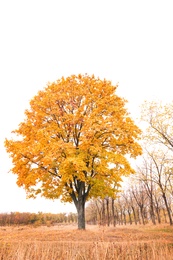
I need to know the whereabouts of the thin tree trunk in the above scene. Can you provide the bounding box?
[106,197,110,226]
[123,211,126,225]
[131,206,137,225]
[150,203,156,225]
[162,208,167,223]
[154,202,161,224]
[101,199,106,226]
[140,207,145,225]
[162,193,173,225]
[137,209,141,224]
[111,198,116,227]
[120,209,123,225]
[155,207,161,224]
[127,209,132,225]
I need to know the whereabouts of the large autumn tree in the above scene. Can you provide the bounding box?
[5,74,142,229]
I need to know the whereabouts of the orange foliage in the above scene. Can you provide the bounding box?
[5,74,142,203]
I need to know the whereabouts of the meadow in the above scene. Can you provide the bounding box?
[0,224,173,260]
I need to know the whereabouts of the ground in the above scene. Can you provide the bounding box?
[0,224,173,259]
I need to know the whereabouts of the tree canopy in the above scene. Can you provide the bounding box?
[141,101,173,151]
[5,74,142,229]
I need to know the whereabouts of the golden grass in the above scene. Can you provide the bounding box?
[0,224,173,260]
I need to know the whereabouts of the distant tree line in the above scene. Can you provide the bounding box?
[0,212,77,226]
[85,176,173,227]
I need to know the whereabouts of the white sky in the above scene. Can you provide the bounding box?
[0,0,173,214]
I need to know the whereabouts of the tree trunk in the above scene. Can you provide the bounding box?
[120,209,123,225]
[123,211,126,225]
[162,193,173,225]
[150,203,156,225]
[137,209,141,224]
[106,197,110,226]
[95,200,102,226]
[154,200,161,224]
[131,206,137,225]
[76,199,86,229]
[111,198,116,227]
[140,207,145,225]
[127,209,132,225]
[162,208,167,223]
[101,199,106,226]
[155,207,161,224]
[69,181,91,230]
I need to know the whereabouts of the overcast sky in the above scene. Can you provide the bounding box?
[0,0,173,214]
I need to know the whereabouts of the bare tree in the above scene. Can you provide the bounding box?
[131,182,148,225]
[148,150,173,225]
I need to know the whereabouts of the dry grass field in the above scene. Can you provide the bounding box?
[0,224,173,260]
